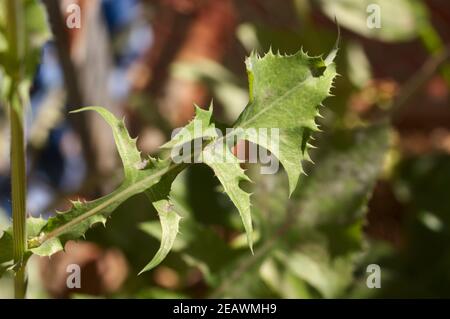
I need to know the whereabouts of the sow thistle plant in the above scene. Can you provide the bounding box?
[0,0,338,298]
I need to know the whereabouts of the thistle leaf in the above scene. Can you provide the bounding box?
[24,108,182,274]
[138,198,181,274]
[138,104,218,272]
[158,47,338,252]
[139,164,186,273]
[234,49,337,195]
[0,230,12,265]
[72,107,186,273]
[71,107,142,181]
[202,139,254,252]
[0,216,48,276]
[157,104,256,252]
[197,48,337,250]
[160,104,217,150]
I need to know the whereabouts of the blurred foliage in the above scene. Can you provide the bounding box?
[120,123,388,298]
[0,0,50,90]
[318,0,421,42]
[379,153,450,297]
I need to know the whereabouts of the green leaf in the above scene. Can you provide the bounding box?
[160,104,256,251]
[161,104,217,150]
[21,108,181,272]
[23,0,51,46]
[276,249,352,298]
[0,230,12,265]
[140,177,240,280]
[139,165,186,273]
[202,139,254,251]
[0,216,47,275]
[138,104,219,273]
[233,48,337,194]
[0,0,51,82]
[71,107,185,271]
[161,47,338,252]
[70,107,143,180]
[158,103,257,252]
[138,199,181,274]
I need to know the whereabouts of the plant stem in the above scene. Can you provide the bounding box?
[10,93,27,299]
[6,0,27,299]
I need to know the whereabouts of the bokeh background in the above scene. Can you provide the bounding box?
[1,0,450,298]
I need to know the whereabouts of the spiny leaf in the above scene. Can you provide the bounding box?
[161,104,217,150]
[0,216,47,276]
[26,108,181,274]
[202,138,254,252]
[71,107,142,180]
[234,48,337,195]
[140,164,186,273]
[139,191,240,281]
[158,47,338,252]
[138,199,181,275]
[198,47,337,251]
[159,103,256,252]
[137,104,219,273]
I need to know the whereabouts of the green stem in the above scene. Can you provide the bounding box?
[5,0,27,299]
[10,93,27,299]
[14,262,26,299]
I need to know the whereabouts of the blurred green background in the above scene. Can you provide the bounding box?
[1,0,450,298]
